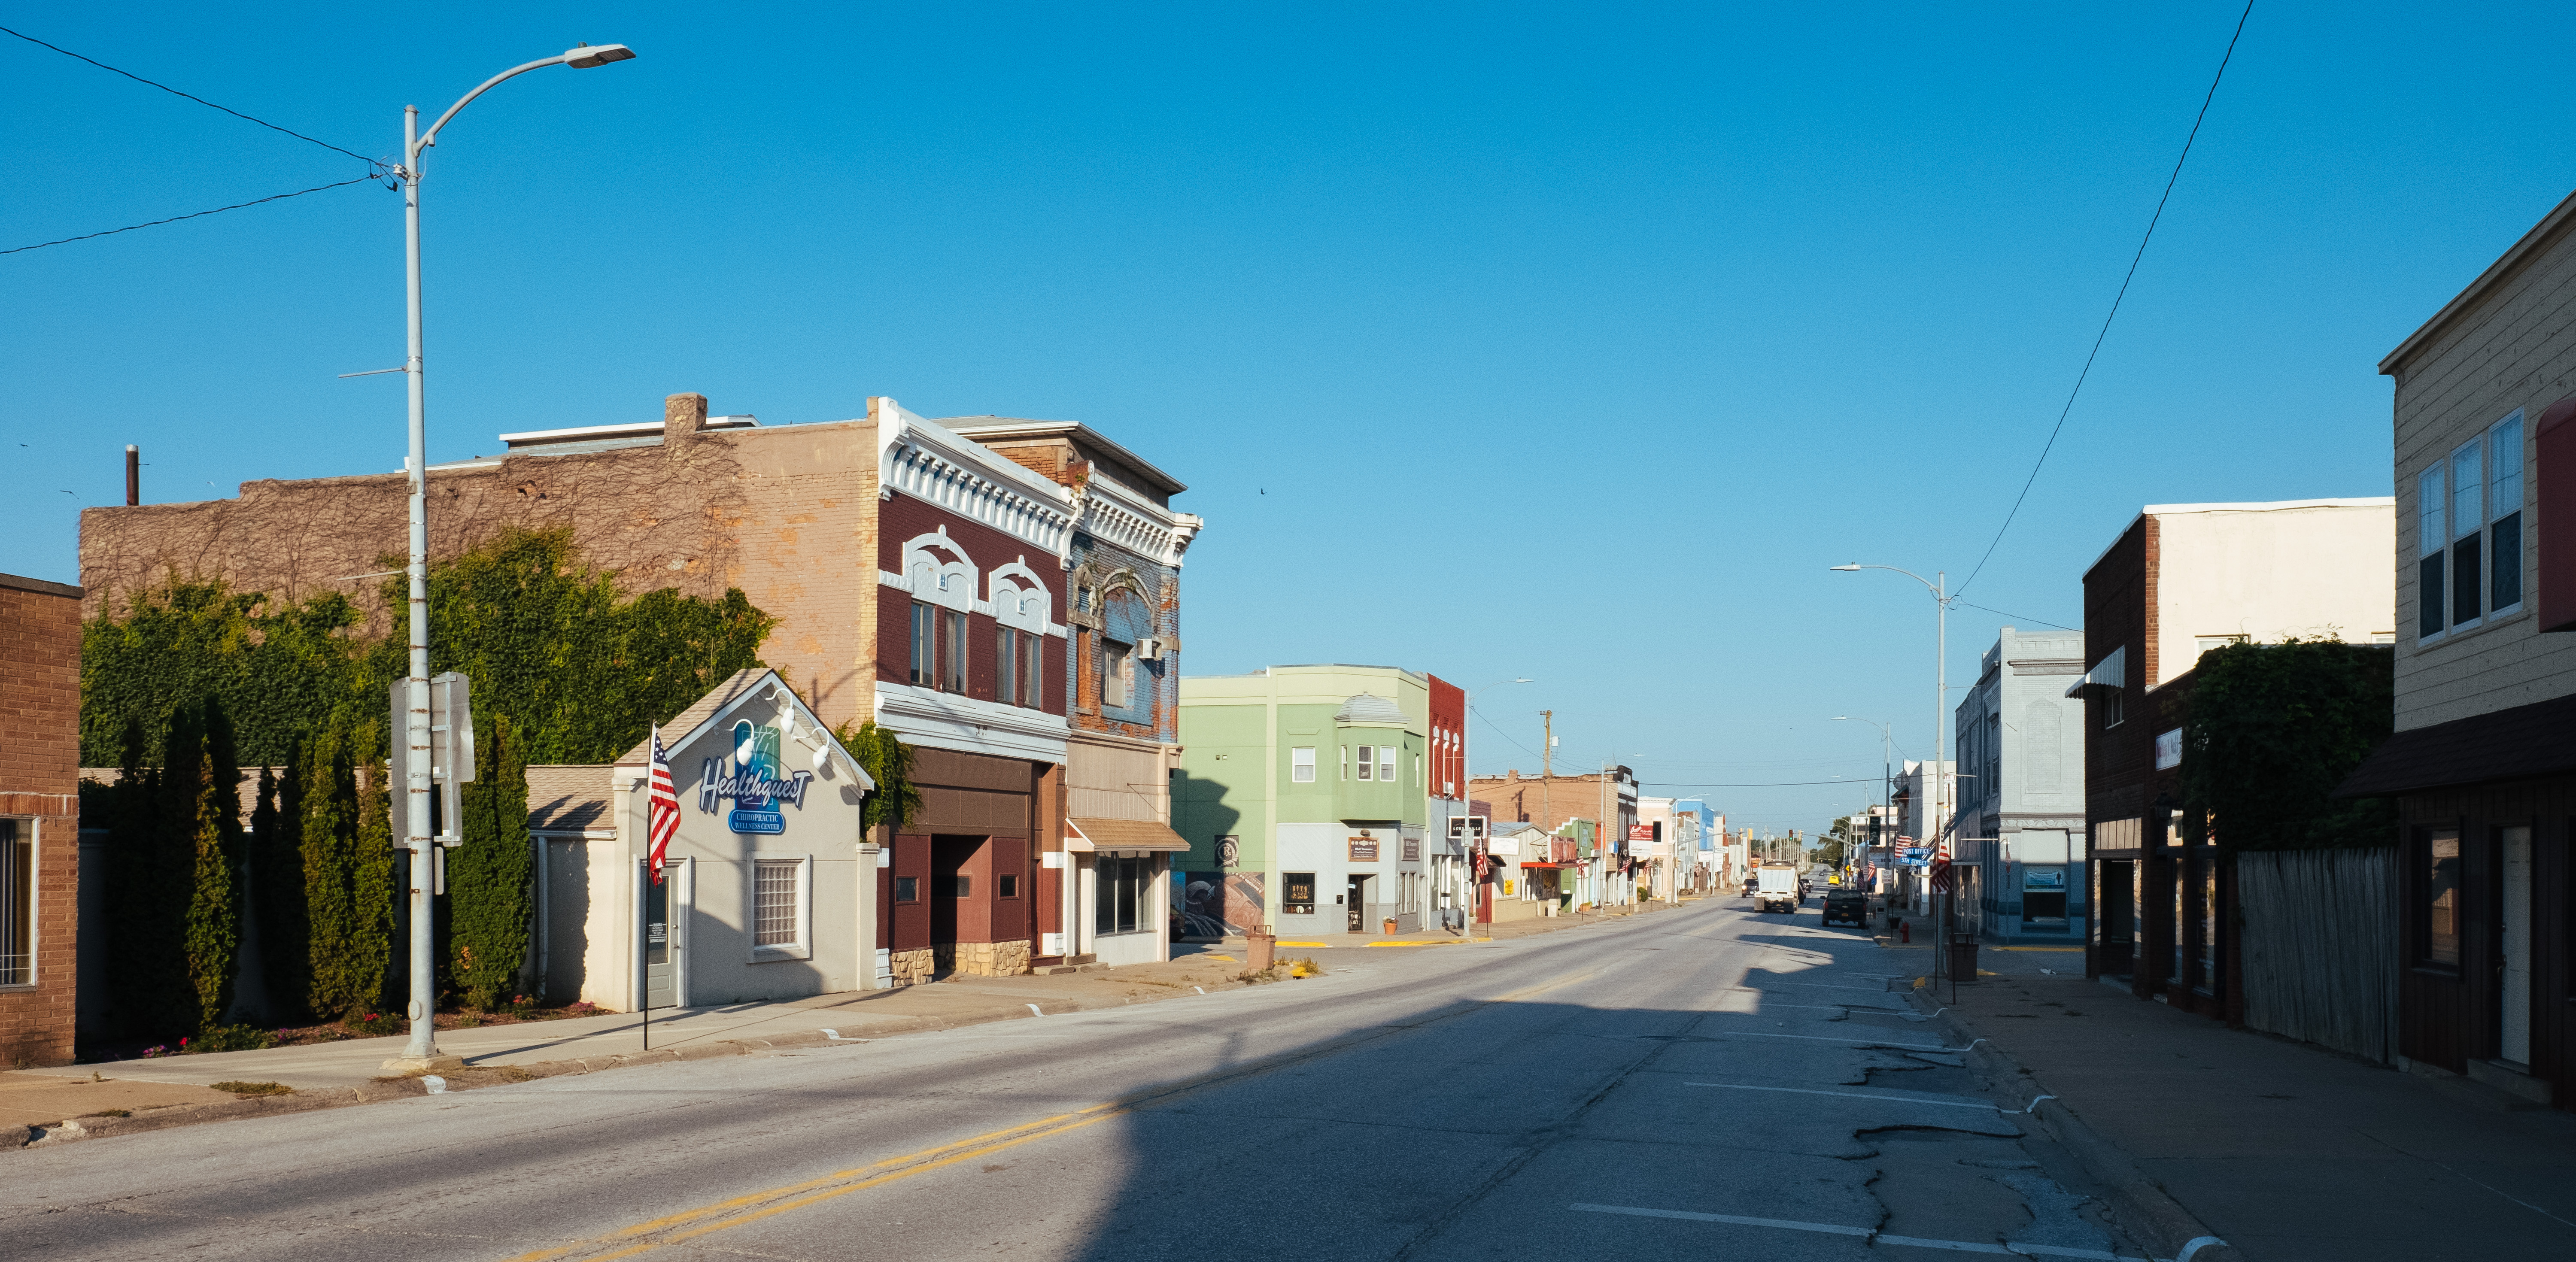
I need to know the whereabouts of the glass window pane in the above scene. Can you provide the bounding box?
[2420,553,2444,638]
[1358,745,1373,780]
[1292,747,1316,783]
[2493,416,2524,521]
[2424,831,2461,966]
[910,603,933,686]
[2453,443,2483,540]
[1094,863,1112,933]
[1,819,28,986]
[756,859,799,947]
[2453,535,2482,626]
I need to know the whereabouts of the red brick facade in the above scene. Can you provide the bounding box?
[1,572,81,1068]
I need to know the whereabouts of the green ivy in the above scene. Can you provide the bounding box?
[365,529,775,764]
[835,720,920,833]
[2179,639,2397,852]
[81,584,365,767]
[448,711,532,1010]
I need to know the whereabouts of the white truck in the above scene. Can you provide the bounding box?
[1754,863,1801,914]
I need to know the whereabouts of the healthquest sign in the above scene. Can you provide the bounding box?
[700,720,814,835]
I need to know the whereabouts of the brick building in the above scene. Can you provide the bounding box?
[1463,766,1639,911]
[2075,500,2392,1015]
[1,571,81,1066]
[939,417,1201,965]
[77,394,1182,983]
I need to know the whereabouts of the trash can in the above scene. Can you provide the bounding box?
[1245,928,1276,973]
[1948,936,1979,983]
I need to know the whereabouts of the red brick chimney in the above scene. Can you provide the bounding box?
[665,392,709,440]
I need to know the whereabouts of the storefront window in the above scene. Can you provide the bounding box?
[1,819,30,986]
[1282,871,1317,915]
[895,875,919,903]
[2022,866,2067,923]
[1096,857,1149,934]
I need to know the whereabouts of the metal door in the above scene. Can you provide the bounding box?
[2501,826,2533,1064]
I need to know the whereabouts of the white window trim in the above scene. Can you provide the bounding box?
[0,817,35,990]
[2489,410,2528,620]
[749,852,814,962]
[2447,434,2486,634]
[1291,746,1317,783]
[1357,743,1374,781]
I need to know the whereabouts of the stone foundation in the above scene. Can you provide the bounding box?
[946,939,1033,977]
[888,947,937,987]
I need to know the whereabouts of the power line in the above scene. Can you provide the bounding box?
[1640,777,1879,789]
[2,174,382,255]
[1955,0,2254,598]
[1954,600,2080,633]
[0,23,383,172]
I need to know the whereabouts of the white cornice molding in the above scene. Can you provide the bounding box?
[879,400,1077,561]
[1078,473,1202,568]
[875,681,1071,765]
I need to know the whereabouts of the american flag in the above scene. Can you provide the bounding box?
[1927,834,1953,893]
[646,725,679,886]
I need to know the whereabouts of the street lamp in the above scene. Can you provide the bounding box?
[387,42,637,1071]
[1459,677,1530,940]
[1831,563,1955,976]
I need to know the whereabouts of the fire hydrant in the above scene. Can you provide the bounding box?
[1899,919,1911,944]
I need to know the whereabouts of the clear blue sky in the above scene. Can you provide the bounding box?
[6,3,2570,833]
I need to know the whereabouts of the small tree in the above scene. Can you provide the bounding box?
[2181,640,2397,851]
[254,741,313,1023]
[183,700,244,1031]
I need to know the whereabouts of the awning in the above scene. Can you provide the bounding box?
[2336,690,2576,797]
[1065,817,1194,853]
[1515,861,1571,870]
[2063,644,2125,698]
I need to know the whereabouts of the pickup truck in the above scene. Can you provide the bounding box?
[1753,864,1801,914]
[1820,889,1868,928]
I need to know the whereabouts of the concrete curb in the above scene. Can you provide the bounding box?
[1902,983,2249,1262]
[10,977,1266,1153]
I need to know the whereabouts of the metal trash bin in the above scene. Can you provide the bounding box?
[1948,936,1979,983]
[1245,928,1276,973]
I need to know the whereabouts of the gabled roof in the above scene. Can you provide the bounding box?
[527,765,611,832]
[614,668,875,793]
[2382,185,2576,375]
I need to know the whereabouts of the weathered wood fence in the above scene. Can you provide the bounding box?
[2237,847,2399,1063]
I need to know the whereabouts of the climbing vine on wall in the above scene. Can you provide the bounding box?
[835,720,920,833]
[2179,639,2396,852]
[81,584,365,767]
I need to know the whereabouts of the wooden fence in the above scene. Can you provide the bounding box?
[2237,847,2400,1063]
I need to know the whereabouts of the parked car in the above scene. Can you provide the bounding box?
[1820,890,1868,928]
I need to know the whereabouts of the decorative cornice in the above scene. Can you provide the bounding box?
[875,681,1071,765]
[878,402,1076,561]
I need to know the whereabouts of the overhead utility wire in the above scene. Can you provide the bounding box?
[1955,0,2254,598]
[0,24,384,171]
[1,174,381,256]
[1955,599,2079,633]
[1640,777,1878,789]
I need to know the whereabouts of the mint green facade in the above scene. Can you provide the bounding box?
[1176,665,1430,936]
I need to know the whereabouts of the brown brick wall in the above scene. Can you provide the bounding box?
[1,576,82,1067]
[78,410,886,731]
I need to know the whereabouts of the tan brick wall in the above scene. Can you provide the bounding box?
[78,412,886,731]
[2388,208,2576,731]
[1,577,81,1067]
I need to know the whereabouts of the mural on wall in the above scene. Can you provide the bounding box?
[1179,871,1266,938]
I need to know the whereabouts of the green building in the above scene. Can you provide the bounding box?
[1174,665,1431,938]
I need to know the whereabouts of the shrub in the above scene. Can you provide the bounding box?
[190,1023,280,1053]
[209,1081,293,1097]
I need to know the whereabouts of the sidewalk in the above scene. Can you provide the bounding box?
[1267,896,1689,950]
[1900,936,2576,1262]
[5,950,1252,1112]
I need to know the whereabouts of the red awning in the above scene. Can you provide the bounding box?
[1515,861,1570,870]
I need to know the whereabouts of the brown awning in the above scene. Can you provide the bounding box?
[1065,817,1194,853]
[2337,691,2576,797]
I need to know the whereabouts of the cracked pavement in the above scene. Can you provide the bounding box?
[3,897,2154,1261]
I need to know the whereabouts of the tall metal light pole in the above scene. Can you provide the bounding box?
[1831,564,1953,977]
[1461,677,1529,942]
[386,42,637,1070]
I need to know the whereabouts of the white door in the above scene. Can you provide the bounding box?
[2501,826,2533,1065]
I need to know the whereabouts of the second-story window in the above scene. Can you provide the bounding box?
[1379,747,1396,782]
[2423,411,2527,642]
[996,628,1018,705]
[943,610,968,693]
[909,602,935,687]
[1021,631,1044,710]
[1357,744,1374,780]
[1103,640,1133,707]
[1292,747,1316,783]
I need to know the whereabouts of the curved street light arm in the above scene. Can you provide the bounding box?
[411,55,573,164]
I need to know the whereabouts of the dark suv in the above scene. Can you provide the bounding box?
[1820,890,1868,928]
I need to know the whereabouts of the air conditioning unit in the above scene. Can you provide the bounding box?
[1134,637,1163,661]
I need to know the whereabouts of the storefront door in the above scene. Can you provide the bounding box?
[2096,860,2133,978]
[1346,875,1367,932]
[641,859,679,1010]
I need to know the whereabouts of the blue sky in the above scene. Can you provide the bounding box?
[5,3,2570,832]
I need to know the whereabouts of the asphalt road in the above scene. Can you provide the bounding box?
[5,897,2150,1262]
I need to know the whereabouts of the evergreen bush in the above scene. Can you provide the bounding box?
[449,710,532,1010]
[182,701,244,1032]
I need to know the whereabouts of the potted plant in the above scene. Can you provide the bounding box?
[1381,916,1398,935]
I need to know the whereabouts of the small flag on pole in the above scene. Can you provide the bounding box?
[1928,834,1953,893]
[647,725,679,886]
